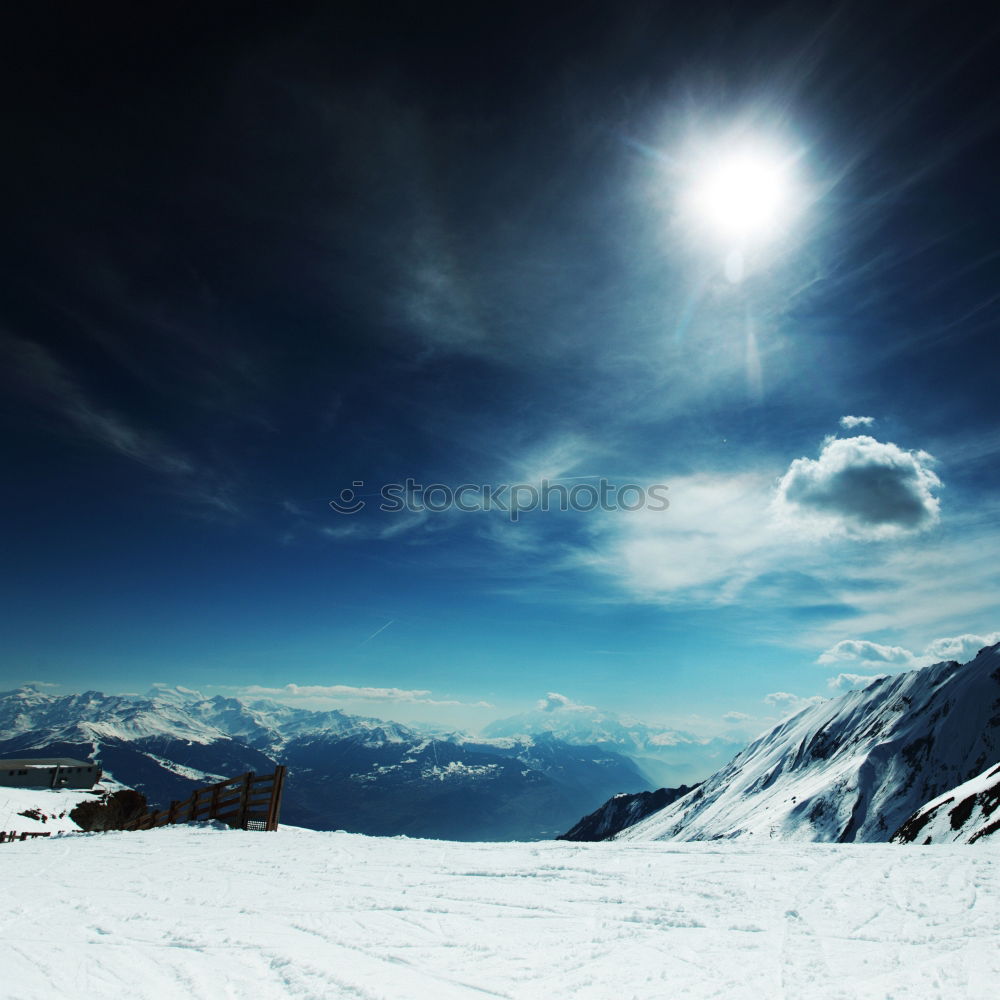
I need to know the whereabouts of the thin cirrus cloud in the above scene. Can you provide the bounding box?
[583,428,945,609]
[5,333,238,514]
[570,423,1000,667]
[238,682,493,708]
[7,334,193,477]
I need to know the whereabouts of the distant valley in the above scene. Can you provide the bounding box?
[0,685,661,840]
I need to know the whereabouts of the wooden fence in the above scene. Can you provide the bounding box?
[1,830,52,844]
[124,766,287,833]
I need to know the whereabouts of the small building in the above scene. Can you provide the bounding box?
[0,758,102,789]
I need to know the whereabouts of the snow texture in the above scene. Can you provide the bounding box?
[0,786,97,834]
[2,825,999,999]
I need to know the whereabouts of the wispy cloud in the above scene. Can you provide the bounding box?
[319,512,431,542]
[5,334,238,514]
[356,620,395,647]
[238,682,492,708]
[563,422,1000,663]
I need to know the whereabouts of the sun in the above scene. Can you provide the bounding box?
[686,147,796,243]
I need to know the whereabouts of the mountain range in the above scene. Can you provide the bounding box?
[613,643,1000,844]
[483,702,746,787]
[11,644,998,846]
[0,685,654,840]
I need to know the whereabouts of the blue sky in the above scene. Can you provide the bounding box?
[2,4,999,740]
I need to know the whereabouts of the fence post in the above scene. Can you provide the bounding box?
[118,766,284,834]
[239,772,255,830]
[267,766,287,831]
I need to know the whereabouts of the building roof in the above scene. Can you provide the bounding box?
[0,757,96,768]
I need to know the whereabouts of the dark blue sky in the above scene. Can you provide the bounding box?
[2,2,999,735]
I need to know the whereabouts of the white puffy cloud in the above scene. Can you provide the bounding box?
[722,711,753,724]
[776,434,941,539]
[763,691,798,707]
[573,444,997,660]
[817,630,1000,674]
[839,415,875,429]
[827,672,888,692]
[536,692,596,713]
[763,691,826,714]
[817,639,915,666]
[922,632,1000,662]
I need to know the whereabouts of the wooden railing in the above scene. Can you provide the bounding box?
[1,830,52,844]
[124,766,287,832]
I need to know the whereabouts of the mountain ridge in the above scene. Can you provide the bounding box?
[0,685,653,840]
[617,643,1000,844]
[484,701,746,787]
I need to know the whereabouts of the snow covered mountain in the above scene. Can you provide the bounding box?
[558,784,699,841]
[0,685,399,752]
[0,685,651,840]
[619,643,1000,844]
[281,729,652,839]
[483,702,745,787]
[891,761,1000,845]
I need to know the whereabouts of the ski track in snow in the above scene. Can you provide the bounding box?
[1,826,998,1000]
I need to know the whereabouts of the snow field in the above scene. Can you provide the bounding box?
[0,786,95,835]
[1,826,998,1000]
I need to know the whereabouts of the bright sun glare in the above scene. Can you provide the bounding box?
[688,148,794,243]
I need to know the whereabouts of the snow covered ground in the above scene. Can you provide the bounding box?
[2,826,998,1000]
[0,786,96,835]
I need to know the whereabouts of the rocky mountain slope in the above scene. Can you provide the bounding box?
[618,643,1000,844]
[891,761,1000,845]
[557,784,699,841]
